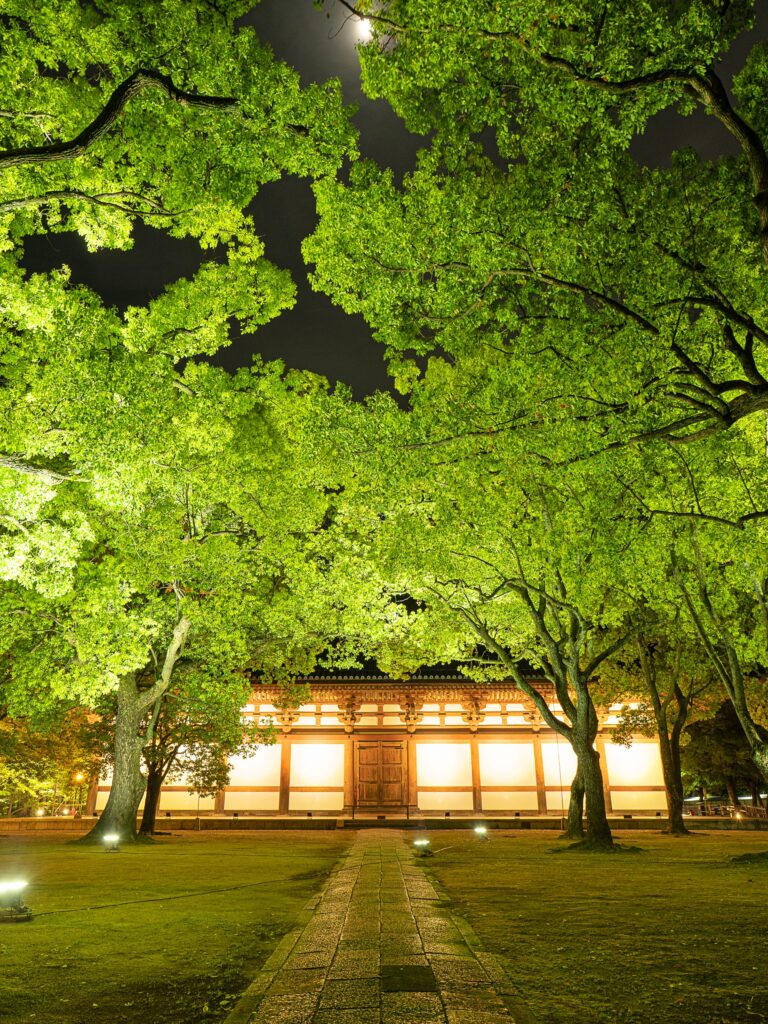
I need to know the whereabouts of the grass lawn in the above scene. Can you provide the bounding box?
[0,830,351,1024]
[423,828,768,1024]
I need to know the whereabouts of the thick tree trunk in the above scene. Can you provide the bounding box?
[139,765,163,835]
[563,768,585,839]
[575,741,614,848]
[83,674,146,841]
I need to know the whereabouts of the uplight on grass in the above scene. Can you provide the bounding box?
[413,838,433,857]
[0,880,31,923]
[103,833,120,852]
[474,824,489,839]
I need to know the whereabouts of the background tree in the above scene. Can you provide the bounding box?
[682,700,765,809]
[137,681,274,836]
[0,709,99,817]
[603,616,716,834]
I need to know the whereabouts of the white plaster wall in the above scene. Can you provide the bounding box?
[416,744,472,787]
[417,791,474,811]
[478,743,536,787]
[290,744,345,788]
[228,745,281,787]
[481,791,539,811]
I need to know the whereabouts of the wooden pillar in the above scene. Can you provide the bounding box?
[470,735,482,813]
[594,735,613,814]
[406,734,418,814]
[84,777,99,816]
[343,735,354,815]
[532,733,548,815]
[279,739,291,815]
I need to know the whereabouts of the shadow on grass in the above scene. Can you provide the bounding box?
[730,849,768,864]
[551,839,644,854]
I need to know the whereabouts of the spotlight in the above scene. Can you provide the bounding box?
[0,881,31,923]
[474,824,489,839]
[35,808,45,817]
[102,832,120,852]
[413,838,433,857]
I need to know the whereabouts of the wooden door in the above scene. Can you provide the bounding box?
[356,741,405,807]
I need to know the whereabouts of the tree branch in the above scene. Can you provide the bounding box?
[0,69,238,172]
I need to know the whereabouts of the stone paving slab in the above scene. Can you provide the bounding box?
[228,829,537,1024]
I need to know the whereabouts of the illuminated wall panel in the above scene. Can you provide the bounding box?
[541,742,578,785]
[611,791,667,811]
[159,791,215,811]
[605,742,664,787]
[225,791,280,811]
[416,743,472,787]
[481,791,539,811]
[289,791,344,811]
[228,745,281,787]
[545,790,572,812]
[478,743,536,787]
[290,744,345,788]
[417,791,474,811]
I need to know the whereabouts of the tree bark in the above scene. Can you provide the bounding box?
[574,740,614,848]
[658,695,691,835]
[726,778,741,808]
[563,767,585,839]
[83,616,191,842]
[139,764,164,836]
[84,674,146,841]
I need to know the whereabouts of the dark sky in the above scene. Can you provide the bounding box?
[23,1,768,396]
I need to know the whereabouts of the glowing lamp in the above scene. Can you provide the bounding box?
[0,881,31,923]
[35,808,45,817]
[474,824,489,838]
[413,838,433,857]
[358,18,372,41]
[74,773,85,783]
[102,832,120,851]
[735,812,743,820]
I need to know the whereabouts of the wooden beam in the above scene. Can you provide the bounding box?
[279,739,291,816]
[532,733,548,815]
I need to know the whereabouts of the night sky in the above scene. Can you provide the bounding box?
[22,0,768,397]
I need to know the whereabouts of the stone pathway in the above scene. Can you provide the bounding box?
[229,829,535,1024]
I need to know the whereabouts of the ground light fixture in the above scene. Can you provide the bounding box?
[0,881,31,923]
[413,838,433,857]
[102,832,120,852]
[474,824,489,839]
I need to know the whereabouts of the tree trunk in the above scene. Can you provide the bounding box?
[563,768,585,839]
[726,778,741,808]
[658,720,690,835]
[750,781,762,809]
[139,765,164,835]
[575,741,614,848]
[83,674,146,841]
